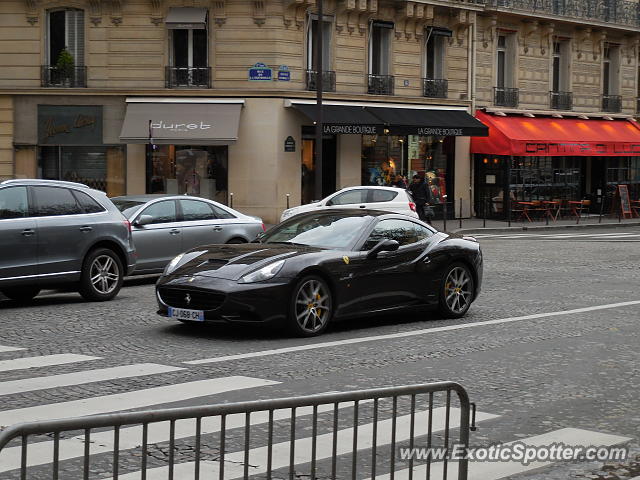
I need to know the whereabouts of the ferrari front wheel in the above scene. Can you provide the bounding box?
[439,263,474,318]
[288,275,333,337]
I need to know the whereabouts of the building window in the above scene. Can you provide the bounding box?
[551,40,572,110]
[495,33,518,107]
[305,15,335,91]
[423,29,448,98]
[368,21,394,94]
[38,146,126,197]
[166,14,210,88]
[147,145,228,203]
[44,9,85,87]
[603,44,621,112]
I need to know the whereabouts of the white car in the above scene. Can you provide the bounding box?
[280,186,419,222]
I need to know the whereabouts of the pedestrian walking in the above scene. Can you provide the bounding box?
[408,174,435,224]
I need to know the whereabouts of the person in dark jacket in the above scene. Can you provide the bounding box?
[408,174,435,224]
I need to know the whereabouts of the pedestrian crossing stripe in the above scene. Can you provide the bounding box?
[109,408,500,480]
[370,428,632,480]
[0,345,24,353]
[0,376,279,427]
[0,353,100,373]
[0,397,370,473]
[0,363,184,396]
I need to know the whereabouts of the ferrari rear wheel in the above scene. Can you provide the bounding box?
[289,276,333,337]
[439,263,474,318]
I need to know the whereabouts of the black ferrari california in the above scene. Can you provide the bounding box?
[156,210,483,336]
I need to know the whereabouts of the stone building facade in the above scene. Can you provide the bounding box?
[1,0,639,222]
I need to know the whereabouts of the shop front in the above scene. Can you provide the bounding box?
[287,100,488,211]
[119,98,242,205]
[472,111,640,219]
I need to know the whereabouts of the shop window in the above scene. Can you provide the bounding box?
[38,146,126,197]
[32,187,83,217]
[45,9,85,87]
[147,145,228,204]
[0,187,29,220]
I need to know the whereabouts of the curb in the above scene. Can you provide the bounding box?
[451,221,640,235]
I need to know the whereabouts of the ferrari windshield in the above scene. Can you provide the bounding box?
[263,214,371,249]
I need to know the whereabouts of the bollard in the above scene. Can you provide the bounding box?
[442,195,448,232]
[458,197,463,229]
[483,196,487,228]
[598,194,604,224]
[286,193,290,210]
[229,192,234,208]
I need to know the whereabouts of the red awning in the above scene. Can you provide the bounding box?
[471,110,640,157]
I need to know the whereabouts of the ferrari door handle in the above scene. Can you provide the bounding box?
[79,226,93,232]
[213,226,223,231]
[169,229,180,235]
[21,229,35,236]
[359,205,366,208]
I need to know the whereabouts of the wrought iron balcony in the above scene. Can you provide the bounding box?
[423,78,448,99]
[41,66,87,88]
[550,91,573,110]
[165,66,211,88]
[494,87,519,108]
[602,95,622,113]
[486,0,640,29]
[305,70,336,92]
[367,74,395,95]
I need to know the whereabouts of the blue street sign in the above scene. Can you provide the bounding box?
[277,65,290,81]
[248,63,272,81]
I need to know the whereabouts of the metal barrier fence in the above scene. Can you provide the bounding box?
[0,381,477,480]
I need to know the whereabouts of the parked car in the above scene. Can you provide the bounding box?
[280,186,419,222]
[0,179,136,302]
[111,195,265,275]
[156,209,482,337]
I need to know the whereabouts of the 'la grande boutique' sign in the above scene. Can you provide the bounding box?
[38,105,103,145]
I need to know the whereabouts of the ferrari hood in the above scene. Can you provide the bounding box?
[169,243,322,280]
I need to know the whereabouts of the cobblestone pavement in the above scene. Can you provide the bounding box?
[0,227,638,479]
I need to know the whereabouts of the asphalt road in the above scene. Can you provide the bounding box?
[0,228,639,480]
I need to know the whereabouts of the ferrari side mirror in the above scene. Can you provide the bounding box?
[367,239,400,259]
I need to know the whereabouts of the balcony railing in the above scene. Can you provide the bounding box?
[550,91,573,110]
[423,78,448,99]
[486,0,640,28]
[367,74,394,95]
[602,95,622,113]
[41,66,87,88]
[494,87,519,108]
[305,70,336,92]
[165,66,211,88]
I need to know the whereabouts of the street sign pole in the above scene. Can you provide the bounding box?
[314,0,324,201]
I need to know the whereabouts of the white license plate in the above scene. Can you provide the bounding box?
[168,307,205,322]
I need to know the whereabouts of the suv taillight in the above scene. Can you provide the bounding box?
[409,202,416,212]
[261,223,266,232]
[123,220,132,234]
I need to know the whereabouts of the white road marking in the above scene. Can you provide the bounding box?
[108,408,500,480]
[475,232,640,240]
[0,363,184,396]
[0,376,279,427]
[372,428,632,480]
[0,345,24,353]
[0,399,368,473]
[185,300,640,365]
[0,354,100,373]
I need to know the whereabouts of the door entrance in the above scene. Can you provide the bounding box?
[301,135,337,204]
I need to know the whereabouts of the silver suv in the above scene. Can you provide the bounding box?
[0,179,136,302]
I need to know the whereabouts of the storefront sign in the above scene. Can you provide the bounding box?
[38,105,103,145]
[248,63,272,81]
[618,184,632,217]
[284,136,295,152]
[323,125,380,135]
[277,65,291,81]
[523,142,640,155]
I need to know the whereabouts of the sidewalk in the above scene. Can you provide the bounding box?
[436,215,640,234]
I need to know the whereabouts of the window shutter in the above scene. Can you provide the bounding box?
[66,9,85,66]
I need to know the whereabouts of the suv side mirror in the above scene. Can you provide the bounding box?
[366,239,400,259]
[133,214,153,227]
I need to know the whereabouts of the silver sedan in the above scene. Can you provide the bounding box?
[111,195,265,275]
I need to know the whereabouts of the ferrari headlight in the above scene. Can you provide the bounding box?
[164,253,185,275]
[239,259,285,283]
